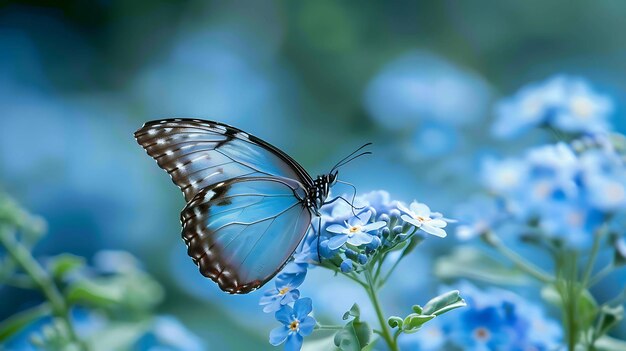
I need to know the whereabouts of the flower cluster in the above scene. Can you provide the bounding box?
[461,136,626,248]
[317,191,449,274]
[260,190,452,351]
[492,75,613,139]
[400,282,562,351]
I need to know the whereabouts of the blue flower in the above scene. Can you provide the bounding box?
[403,282,562,350]
[259,273,306,313]
[454,196,502,241]
[551,77,613,134]
[325,211,386,249]
[398,201,448,237]
[492,77,564,138]
[269,298,316,351]
[492,75,613,139]
[282,231,319,274]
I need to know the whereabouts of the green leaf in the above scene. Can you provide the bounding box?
[402,314,435,333]
[86,321,151,351]
[65,278,125,308]
[30,318,80,351]
[0,195,46,242]
[388,240,407,252]
[360,338,378,351]
[0,303,51,342]
[343,303,361,320]
[387,316,403,329]
[334,320,372,351]
[411,305,423,314]
[596,305,624,337]
[47,254,85,281]
[302,334,340,351]
[422,290,466,316]
[595,335,626,351]
[66,273,163,312]
[435,247,529,285]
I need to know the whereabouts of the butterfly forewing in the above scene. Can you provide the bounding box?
[134,119,312,201]
[181,177,312,293]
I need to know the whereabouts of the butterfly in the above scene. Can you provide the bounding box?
[134,118,369,294]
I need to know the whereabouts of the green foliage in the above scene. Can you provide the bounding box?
[0,194,169,350]
[388,290,466,334]
[334,304,372,351]
[435,246,529,285]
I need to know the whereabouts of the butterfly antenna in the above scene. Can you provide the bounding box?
[334,151,372,170]
[330,143,372,173]
[336,180,365,217]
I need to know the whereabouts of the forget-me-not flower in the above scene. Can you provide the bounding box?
[325,211,386,249]
[398,201,448,237]
[403,282,562,351]
[259,273,306,313]
[269,298,316,351]
[492,75,613,138]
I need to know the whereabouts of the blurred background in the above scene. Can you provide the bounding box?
[1,1,626,350]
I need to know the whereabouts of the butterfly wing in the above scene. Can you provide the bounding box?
[134,118,313,201]
[181,176,312,293]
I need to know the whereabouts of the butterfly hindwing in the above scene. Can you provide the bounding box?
[180,176,312,294]
[134,118,312,201]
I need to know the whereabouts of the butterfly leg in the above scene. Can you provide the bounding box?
[316,216,322,264]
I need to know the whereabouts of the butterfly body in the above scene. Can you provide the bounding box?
[135,118,339,294]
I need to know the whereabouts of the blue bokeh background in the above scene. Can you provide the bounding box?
[1,1,626,350]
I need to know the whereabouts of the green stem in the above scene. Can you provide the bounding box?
[378,256,403,288]
[589,263,613,287]
[582,226,606,288]
[0,226,83,349]
[363,269,398,351]
[556,251,580,351]
[482,232,553,283]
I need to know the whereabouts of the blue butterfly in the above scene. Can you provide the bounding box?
[135,118,369,294]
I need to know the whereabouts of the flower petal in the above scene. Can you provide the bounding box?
[362,221,386,232]
[347,232,374,246]
[269,326,290,346]
[262,299,282,313]
[299,316,316,336]
[285,333,304,351]
[326,224,347,234]
[275,305,294,325]
[259,294,278,305]
[355,210,372,224]
[429,219,448,228]
[327,235,349,250]
[397,203,413,216]
[281,290,300,305]
[410,201,431,217]
[421,224,447,238]
[277,272,306,289]
[401,215,422,228]
[293,297,313,319]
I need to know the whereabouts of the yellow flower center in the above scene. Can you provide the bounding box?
[571,96,594,119]
[349,225,361,233]
[289,320,300,331]
[278,287,290,295]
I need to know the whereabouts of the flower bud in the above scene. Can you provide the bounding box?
[340,259,354,273]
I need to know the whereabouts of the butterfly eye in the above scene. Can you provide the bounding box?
[330,171,339,185]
